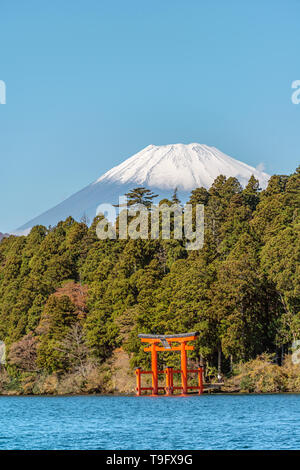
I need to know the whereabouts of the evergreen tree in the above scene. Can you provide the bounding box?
[0,169,299,385]
[124,187,158,207]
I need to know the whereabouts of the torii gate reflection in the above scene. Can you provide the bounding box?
[135,332,203,396]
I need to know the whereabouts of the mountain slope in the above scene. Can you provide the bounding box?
[0,233,9,242]
[17,143,270,231]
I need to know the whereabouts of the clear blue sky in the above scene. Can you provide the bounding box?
[0,0,299,232]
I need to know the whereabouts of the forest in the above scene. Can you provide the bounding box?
[0,167,299,394]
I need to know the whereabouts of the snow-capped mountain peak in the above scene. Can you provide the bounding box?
[17,143,270,231]
[95,143,269,191]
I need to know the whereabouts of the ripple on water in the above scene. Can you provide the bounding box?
[0,394,300,449]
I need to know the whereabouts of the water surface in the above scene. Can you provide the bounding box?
[0,394,300,450]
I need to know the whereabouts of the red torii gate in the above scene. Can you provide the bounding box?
[135,332,203,396]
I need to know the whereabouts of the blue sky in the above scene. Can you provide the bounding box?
[0,0,299,232]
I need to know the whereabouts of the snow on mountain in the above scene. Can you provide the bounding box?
[17,143,270,231]
[97,143,269,190]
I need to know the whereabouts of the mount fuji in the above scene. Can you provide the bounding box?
[17,143,270,232]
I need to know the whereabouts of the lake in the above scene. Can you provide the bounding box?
[0,394,300,450]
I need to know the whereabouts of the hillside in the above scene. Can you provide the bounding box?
[0,233,9,242]
[0,168,299,395]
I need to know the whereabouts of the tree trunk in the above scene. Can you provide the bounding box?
[281,345,285,365]
[218,346,222,382]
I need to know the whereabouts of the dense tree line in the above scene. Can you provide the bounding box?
[0,167,299,390]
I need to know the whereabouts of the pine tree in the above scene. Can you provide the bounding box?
[123,187,159,207]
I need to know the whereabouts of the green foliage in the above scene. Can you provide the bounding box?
[225,354,288,393]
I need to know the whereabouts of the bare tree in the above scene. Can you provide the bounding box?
[9,333,38,372]
[55,323,90,376]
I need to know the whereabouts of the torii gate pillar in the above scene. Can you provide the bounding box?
[151,343,158,395]
[181,341,188,395]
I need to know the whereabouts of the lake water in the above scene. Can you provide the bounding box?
[0,394,300,450]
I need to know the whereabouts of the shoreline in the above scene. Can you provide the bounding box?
[1,391,300,398]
